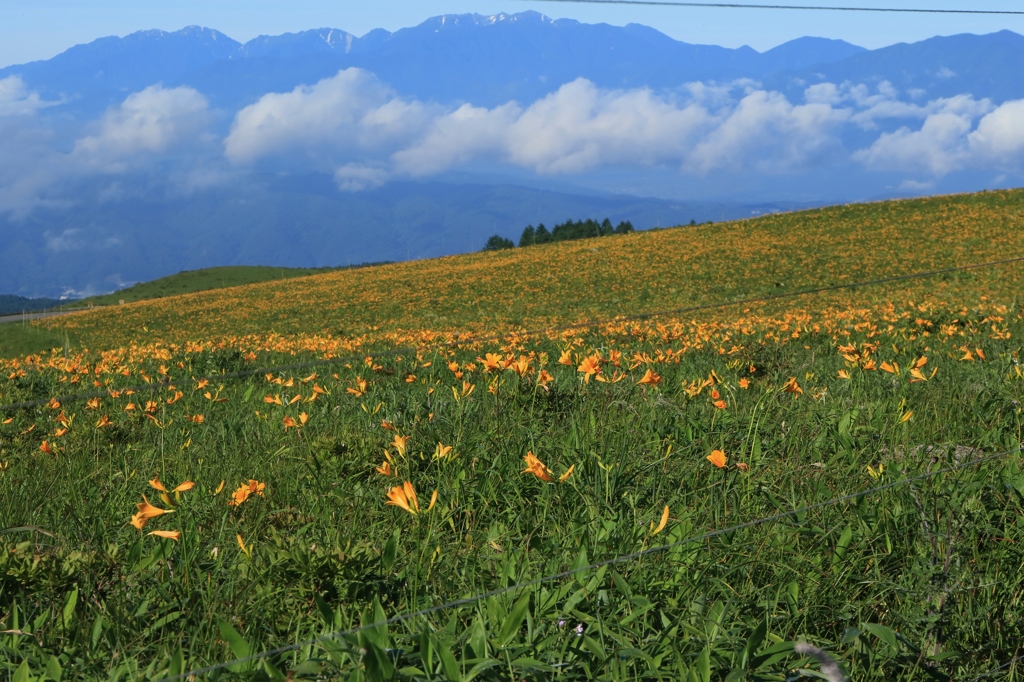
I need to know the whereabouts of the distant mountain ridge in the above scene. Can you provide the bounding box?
[4,12,1019,114]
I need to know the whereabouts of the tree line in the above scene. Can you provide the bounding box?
[483,218,635,251]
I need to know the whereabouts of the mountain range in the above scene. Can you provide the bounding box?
[5,13,1022,114]
[0,12,1021,298]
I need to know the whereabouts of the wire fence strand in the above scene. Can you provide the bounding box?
[518,0,1024,14]
[4,254,1023,414]
[154,445,1024,682]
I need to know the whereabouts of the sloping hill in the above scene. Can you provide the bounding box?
[48,188,1024,354]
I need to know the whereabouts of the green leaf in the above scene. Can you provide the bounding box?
[437,640,461,681]
[496,593,531,648]
[742,616,768,668]
[217,617,252,662]
[12,659,30,682]
[45,655,63,682]
[314,594,334,627]
[695,646,711,682]
[90,615,105,650]
[61,585,78,629]
[243,384,255,402]
[168,645,184,678]
[382,528,400,571]
[832,525,854,567]
[582,635,607,660]
[863,622,899,650]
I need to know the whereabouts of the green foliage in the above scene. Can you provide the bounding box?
[76,263,392,308]
[2,322,1024,679]
[482,235,515,251]
[519,218,634,248]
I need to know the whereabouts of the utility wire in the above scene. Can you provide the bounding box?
[3,254,1022,413]
[964,651,1024,681]
[153,444,1024,682]
[518,0,1024,15]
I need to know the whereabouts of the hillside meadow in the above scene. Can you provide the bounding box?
[1,189,1024,680]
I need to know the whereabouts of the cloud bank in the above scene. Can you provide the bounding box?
[1,67,1022,214]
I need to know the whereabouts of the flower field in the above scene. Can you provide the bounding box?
[2,189,1024,680]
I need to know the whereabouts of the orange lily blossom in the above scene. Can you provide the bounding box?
[577,355,601,383]
[392,434,410,456]
[522,452,553,482]
[706,450,727,468]
[636,369,661,386]
[386,481,437,514]
[651,505,670,535]
[148,530,181,541]
[228,479,266,507]
[375,460,393,476]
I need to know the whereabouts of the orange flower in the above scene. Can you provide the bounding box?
[537,369,554,388]
[522,452,553,482]
[558,464,576,483]
[187,414,204,423]
[433,443,453,460]
[375,460,393,476]
[386,481,421,513]
[228,479,265,507]
[838,369,851,379]
[149,475,168,492]
[577,355,601,383]
[651,505,670,535]
[95,415,112,428]
[712,399,728,410]
[391,434,410,456]
[738,378,750,389]
[706,450,727,468]
[148,530,181,541]
[298,412,309,426]
[136,495,173,520]
[282,416,298,430]
[783,377,803,395]
[39,441,55,455]
[264,394,283,405]
[636,369,661,386]
[347,377,368,397]
[85,397,101,410]
[557,349,574,366]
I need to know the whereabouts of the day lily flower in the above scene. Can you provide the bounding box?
[237,534,252,558]
[706,450,727,468]
[282,416,298,430]
[557,349,574,366]
[522,452,553,481]
[433,443,453,460]
[392,434,410,456]
[899,411,913,424]
[636,369,661,386]
[375,460,393,476]
[39,441,55,455]
[136,495,173,521]
[838,369,851,379]
[148,530,181,541]
[228,479,266,507]
[385,481,436,514]
[783,377,803,395]
[558,464,575,483]
[651,505,670,536]
[577,355,601,383]
[738,378,750,389]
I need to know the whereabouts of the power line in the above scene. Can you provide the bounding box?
[519,0,1024,15]
[964,651,1024,681]
[2,253,1022,413]
[153,444,1024,682]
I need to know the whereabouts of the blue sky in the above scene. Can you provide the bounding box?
[2,0,1023,66]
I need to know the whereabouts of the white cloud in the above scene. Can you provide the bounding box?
[224,68,430,165]
[688,90,849,174]
[334,162,389,191]
[0,76,55,116]
[968,100,1024,170]
[854,98,1024,176]
[73,85,210,171]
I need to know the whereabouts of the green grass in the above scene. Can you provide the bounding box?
[1,322,1023,680]
[70,263,393,309]
[0,321,76,359]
